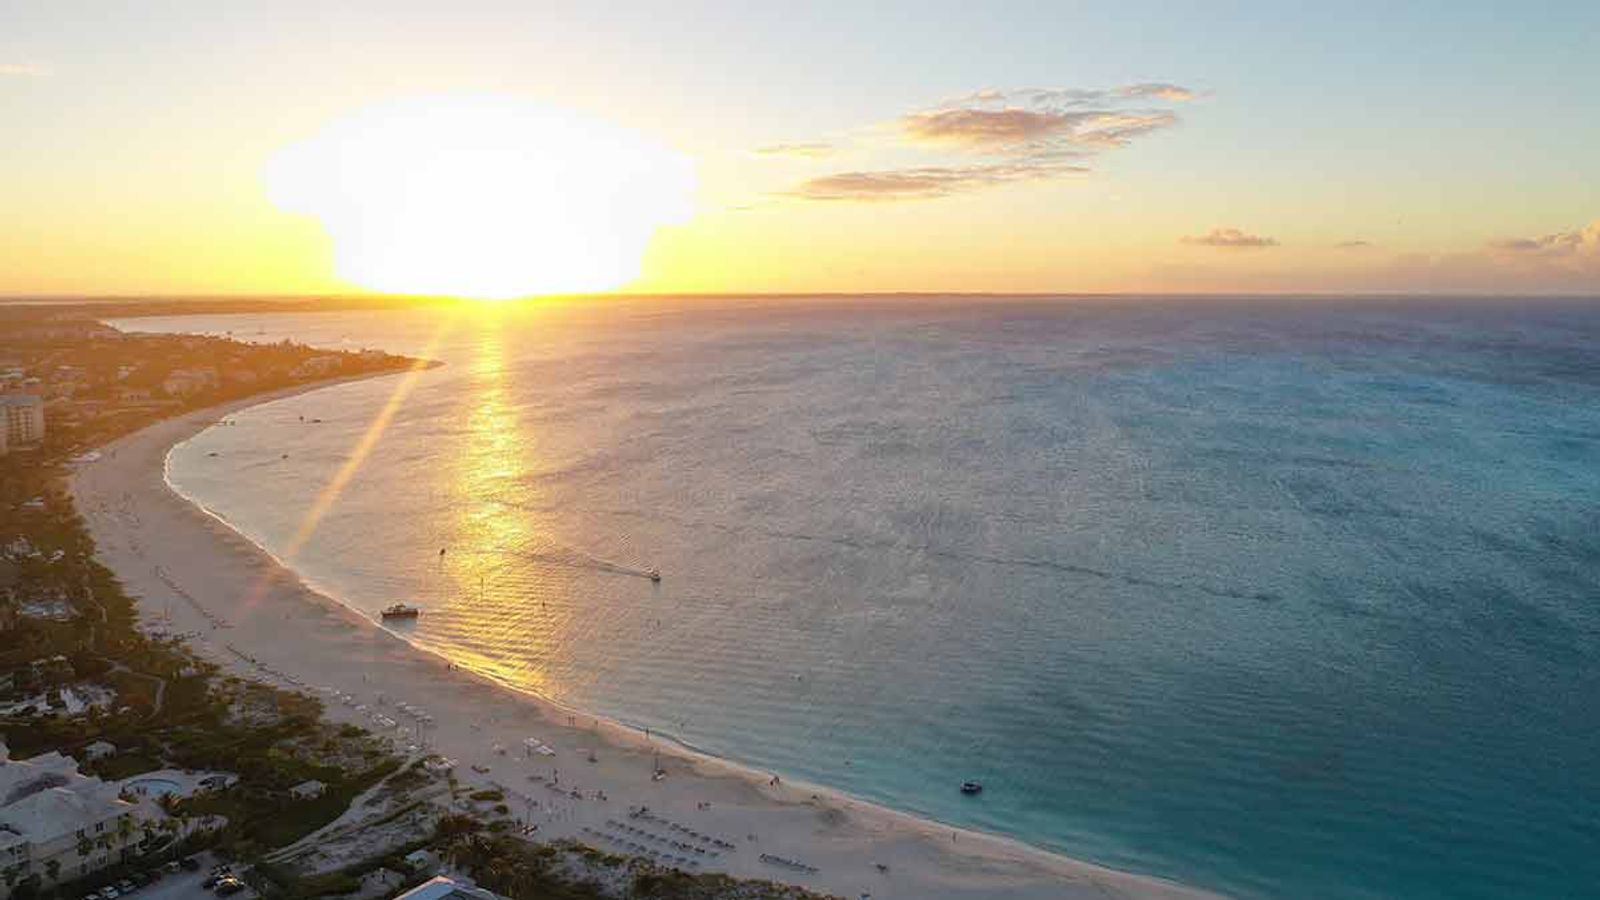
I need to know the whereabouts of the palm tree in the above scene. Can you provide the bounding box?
[44,860,61,884]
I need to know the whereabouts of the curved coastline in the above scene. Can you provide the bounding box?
[73,375,1216,900]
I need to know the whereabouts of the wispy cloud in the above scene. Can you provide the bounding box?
[786,161,1090,201]
[899,107,1174,152]
[1116,82,1197,102]
[901,108,1074,148]
[943,84,1197,108]
[1487,221,1600,258]
[1182,227,1279,249]
[1336,239,1374,249]
[899,87,1183,154]
[778,82,1195,202]
[0,62,45,77]
[752,142,836,158]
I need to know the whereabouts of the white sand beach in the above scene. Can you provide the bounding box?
[70,378,1214,900]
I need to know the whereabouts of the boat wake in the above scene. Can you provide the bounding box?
[464,542,659,582]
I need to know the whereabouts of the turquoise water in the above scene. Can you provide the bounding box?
[130,298,1600,897]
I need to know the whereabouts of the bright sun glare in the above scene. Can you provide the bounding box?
[265,94,694,299]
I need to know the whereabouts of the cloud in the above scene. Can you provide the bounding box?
[1487,222,1600,258]
[1336,240,1374,249]
[0,63,44,77]
[1322,219,1600,292]
[946,84,1197,108]
[1479,221,1600,280]
[782,82,1194,202]
[786,161,1089,201]
[901,108,1074,148]
[1182,227,1279,249]
[1117,83,1197,102]
[900,107,1175,151]
[899,85,1185,154]
[752,142,836,158]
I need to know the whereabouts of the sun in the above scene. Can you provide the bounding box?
[264,94,694,299]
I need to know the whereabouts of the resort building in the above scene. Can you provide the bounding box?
[0,395,44,451]
[394,876,505,900]
[0,748,145,898]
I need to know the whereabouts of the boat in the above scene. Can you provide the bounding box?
[647,568,661,583]
[380,603,421,620]
[959,781,983,795]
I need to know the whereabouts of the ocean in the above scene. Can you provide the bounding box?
[123,296,1600,898]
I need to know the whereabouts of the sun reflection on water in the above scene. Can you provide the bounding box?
[435,314,576,695]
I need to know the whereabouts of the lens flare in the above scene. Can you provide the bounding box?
[265,94,694,298]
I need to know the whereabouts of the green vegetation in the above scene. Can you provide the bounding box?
[0,309,416,898]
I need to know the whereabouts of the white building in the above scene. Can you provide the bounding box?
[0,749,145,898]
[394,876,504,900]
[0,396,44,451]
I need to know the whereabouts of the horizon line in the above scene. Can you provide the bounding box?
[5,289,1600,305]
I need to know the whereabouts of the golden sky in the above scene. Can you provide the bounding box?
[3,2,1598,298]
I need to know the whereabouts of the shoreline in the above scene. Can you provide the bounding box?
[70,374,1216,900]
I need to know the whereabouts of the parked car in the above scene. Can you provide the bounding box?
[214,877,245,896]
[117,880,136,894]
[180,857,201,871]
[96,887,119,900]
[164,862,181,874]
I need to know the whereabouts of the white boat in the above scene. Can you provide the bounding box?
[381,603,421,620]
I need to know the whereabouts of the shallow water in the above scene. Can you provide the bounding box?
[128,297,1600,898]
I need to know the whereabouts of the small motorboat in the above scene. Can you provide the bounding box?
[960,781,983,795]
[648,568,661,583]
[380,603,421,620]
